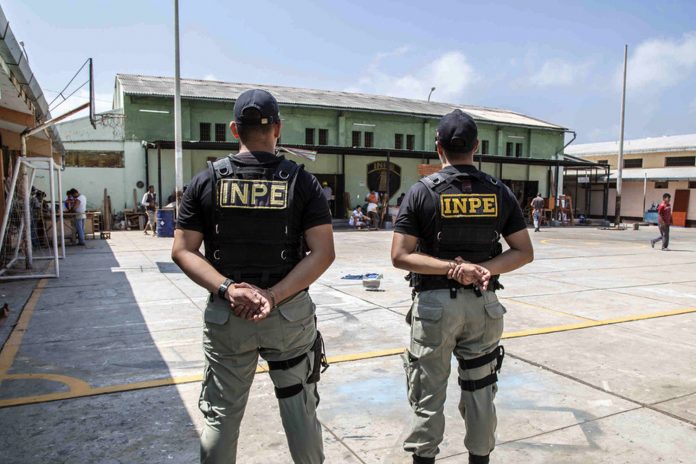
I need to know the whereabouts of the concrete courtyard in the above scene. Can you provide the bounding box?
[1,225,695,463]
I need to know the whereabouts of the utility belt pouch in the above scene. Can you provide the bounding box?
[307,331,329,384]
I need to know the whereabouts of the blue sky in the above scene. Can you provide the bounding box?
[4,0,696,143]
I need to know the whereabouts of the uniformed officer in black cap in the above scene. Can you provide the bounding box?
[391,109,533,464]
[172,88,335,464]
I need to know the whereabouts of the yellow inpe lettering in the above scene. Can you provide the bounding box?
[452,198,468,215]
[482,197,496,214]
[469,197,482,211]
[442,197,453,215]
[251,183,268,203]
[270,184,285,206]
[230,182,248,204]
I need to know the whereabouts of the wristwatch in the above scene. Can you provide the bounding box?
[217,278,235,300]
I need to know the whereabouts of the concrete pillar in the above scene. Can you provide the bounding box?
[423,120,430,150]
[338,113,346,146]
[496,127,504,156]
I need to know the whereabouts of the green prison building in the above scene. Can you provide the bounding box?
[53,74,600,222]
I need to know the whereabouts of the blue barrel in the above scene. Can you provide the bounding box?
[156,208,175,237]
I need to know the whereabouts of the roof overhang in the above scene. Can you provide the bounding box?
[147,140,596,168]
[608,167,696,181]
[0,6,63,152]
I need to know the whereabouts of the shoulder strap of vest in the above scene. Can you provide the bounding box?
[211,155,236,178]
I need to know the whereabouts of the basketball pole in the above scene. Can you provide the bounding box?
[615,44,628,226]
[173,0,184,213]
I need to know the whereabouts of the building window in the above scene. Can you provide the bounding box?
[654,181,669,189]
[665,156,696,167]
[200,122,211,141]
[481,140,489,154]
[305,128,315,145]
[318,129,328,145]
[623,158,643,168]
[215,123,226,142]
[352,131,361,147]
[364,131,374,148]
[406,134,415,150]
[395,133,403,149]
[689,181,696,189]
[515,143,523,158]
[64,151,125,168]
[506,142,513,157]
[597,159,609,165]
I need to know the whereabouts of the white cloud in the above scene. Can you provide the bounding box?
[203,74,219,81]
[349,50,478,102]
[626,33,696,90]
[528,59,591,87]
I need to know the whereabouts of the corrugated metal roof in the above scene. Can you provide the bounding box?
[608,167,696,180]
[115,74,566,131]
[566,134,696,156]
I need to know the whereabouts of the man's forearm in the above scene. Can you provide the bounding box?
[392,251,452,275]
[480,248,532,276]
[270,249,334,304]
[172,249,225,294]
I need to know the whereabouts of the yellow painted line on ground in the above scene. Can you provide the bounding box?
[2,306,696,409]
[502,306,696,339]
[0,279,47,378]
[502,298,593,322]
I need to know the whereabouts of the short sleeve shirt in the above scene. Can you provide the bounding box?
[394,164,527,242]
[657,202,672,225]
[177,152,332,241]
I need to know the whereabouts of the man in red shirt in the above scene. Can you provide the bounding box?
[650,193,672,250]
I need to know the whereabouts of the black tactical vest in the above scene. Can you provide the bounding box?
[414,168,505,291]
[206,154,304,287]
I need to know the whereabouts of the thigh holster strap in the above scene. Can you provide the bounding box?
[458,373,498,392]
[457,345,505,372]
[267,354,305,371]
[274,383,303,399]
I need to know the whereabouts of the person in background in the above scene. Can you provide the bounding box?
[530,193,545,232]
[141,185,157,236]
[64,189,76,212]
[349,205,369,229]
[71,189,87,246]
[366,190,380,229]
[651,193,672,251]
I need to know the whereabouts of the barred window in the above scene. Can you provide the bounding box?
[481,140,490,154]
[665,156,695,167]
[506,142,513,157]
[200,123,211,141]
[215,123,226,142]
[318,129,328,145]
[394,133,403,149]
[64,151,125,168]
[364,131,374,148]
[305,128,315,145]
[515,143,523,157]
[623,158,643,168]
[352,131,361,147]
[406,134,415,150]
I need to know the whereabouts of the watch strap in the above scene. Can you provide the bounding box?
[218,278,234,300]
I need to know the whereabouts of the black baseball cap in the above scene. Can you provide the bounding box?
[436,109,478,153]
[233,89,280,125]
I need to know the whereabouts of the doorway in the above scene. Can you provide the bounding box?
[673,189,690,227]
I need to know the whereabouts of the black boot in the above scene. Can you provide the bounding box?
[469,453,490,464]
[413,454,435,464]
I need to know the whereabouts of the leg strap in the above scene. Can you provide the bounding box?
[457,345,504,372]
[274,383,303,399]
[457,346,505,392]
[267,353,307,399]
[412,454,435,464]
[267,353,305,371]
